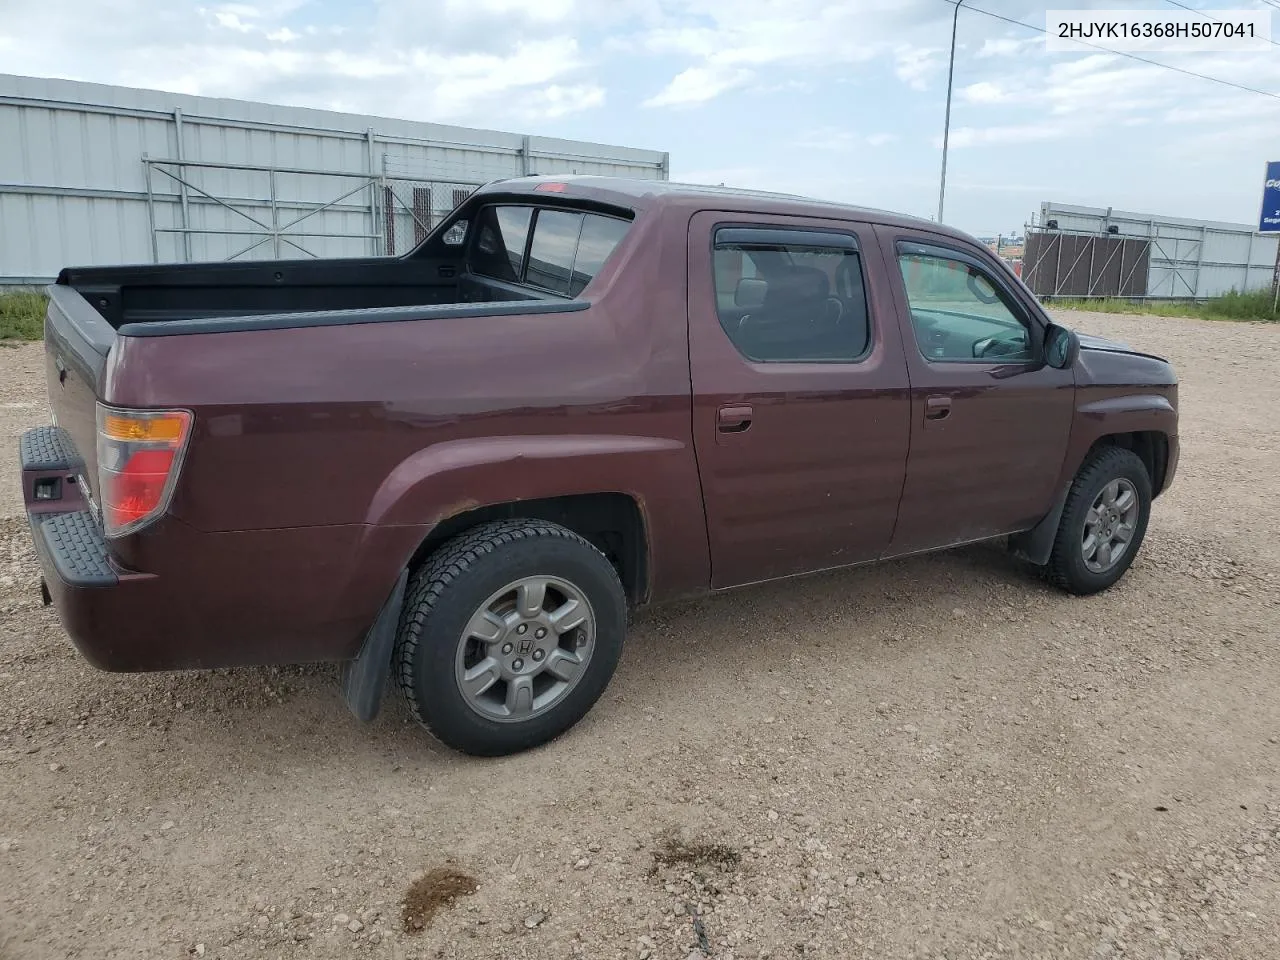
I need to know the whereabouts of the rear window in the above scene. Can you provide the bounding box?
[470,205,630,296]
[471,207,532,281]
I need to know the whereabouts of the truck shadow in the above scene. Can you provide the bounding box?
[65,540,1053,770]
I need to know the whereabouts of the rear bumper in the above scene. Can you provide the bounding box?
[20,425,422,673]
[27,508,163,671]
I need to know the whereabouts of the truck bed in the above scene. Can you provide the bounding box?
[59,254,550,331]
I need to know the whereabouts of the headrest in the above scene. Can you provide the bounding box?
[734,277,768,309]
[763,266,830,309]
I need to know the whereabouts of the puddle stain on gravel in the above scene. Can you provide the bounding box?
[400,867,479,934]
[652,833,741,871]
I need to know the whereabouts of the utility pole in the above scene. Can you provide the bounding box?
[937,0,964,224]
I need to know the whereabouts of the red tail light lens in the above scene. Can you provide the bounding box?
[96,405,192,536]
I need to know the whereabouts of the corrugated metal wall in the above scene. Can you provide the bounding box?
[1028,202,1277,299]
[0,74,669,283]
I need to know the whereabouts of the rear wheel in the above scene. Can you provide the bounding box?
[394,519,626,756]
[1042,446,1152,595]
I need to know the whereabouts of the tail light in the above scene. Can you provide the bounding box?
[96,404,193,536]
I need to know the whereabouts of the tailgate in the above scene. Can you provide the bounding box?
[42,284,117,508]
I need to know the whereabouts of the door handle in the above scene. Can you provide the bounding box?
[924,395,952,421]
[717,404,753,433]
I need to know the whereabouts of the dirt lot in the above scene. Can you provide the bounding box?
[1,311,1279,960]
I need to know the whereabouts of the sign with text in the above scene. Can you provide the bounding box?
[1261,162,1280,233]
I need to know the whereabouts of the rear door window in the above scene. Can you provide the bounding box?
[711,228,870,362]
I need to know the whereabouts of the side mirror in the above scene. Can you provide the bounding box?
[1044,324,1080,370]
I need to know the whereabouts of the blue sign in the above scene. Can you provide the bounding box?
[1261,161,1280,232]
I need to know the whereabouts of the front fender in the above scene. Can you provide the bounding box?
[1057,387,1178,492]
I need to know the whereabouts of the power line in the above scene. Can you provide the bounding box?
[1163,0,1280,49]
[1259,0,1280,12]
[959,2,1280,101]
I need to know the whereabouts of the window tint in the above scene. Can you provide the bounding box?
[712,231,870,363]
[471,206,532,281]
[897,247,1034,362]
[570,215,630,296]
[468,206,630,296]
[526,210,584,294]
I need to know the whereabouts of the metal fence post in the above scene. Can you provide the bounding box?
[269,169,280,257]
[367,129,380,256]
[173,107,193,262]
[1245,229,1256,292]
[143,154,159,263]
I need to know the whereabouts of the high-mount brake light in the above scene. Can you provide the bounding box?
[95,405,193,536]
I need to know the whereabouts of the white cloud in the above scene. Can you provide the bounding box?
[794,127,899,151]
[976,36,1038,58]
[893,45,940,91]
[0,0,607,125]
[523,83,607,119]
[961,81,1012,104]
[945,123,1066,148]
[639,0,949,107]
[643,65,752,107]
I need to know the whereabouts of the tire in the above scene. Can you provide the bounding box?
[393,519,627,756]
[1042,446,1152,596]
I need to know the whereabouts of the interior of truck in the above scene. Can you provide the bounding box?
[64,198,633,330]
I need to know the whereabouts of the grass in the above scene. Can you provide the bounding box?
[0,290,47,341]
[1048,289,1279,323]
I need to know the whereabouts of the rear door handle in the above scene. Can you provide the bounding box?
[717,404,753,433]
[924,395,952,421]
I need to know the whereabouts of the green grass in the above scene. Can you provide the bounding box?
[1048,289,1279,323]
[0,290,47,341]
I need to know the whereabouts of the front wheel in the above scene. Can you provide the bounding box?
[1042,446,1152,595]
[394,519,627,756]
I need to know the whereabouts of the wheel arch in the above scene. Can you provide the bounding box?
[406,492,650,607]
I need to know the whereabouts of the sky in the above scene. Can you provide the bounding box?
[1,0,1278,236]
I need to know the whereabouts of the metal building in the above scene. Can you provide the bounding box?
[1023,201,1277,300]
[0,73,669,285]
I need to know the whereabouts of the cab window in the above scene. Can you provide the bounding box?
[897,245,1035,362]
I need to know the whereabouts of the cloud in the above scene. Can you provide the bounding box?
[945,122,1066,148]
[976,36,1038,58]
[638,0,952,107]
[893,45,940,91]
[643,65,753,107]
[961,81,1012,104]
[794,127,900,150]
[0,0,607,125]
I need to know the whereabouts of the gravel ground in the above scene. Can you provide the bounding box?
[1,312,1279,960]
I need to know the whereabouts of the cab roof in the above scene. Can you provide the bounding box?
[474,175,970,242]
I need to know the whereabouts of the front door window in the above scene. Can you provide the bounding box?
[897,249,1034,362]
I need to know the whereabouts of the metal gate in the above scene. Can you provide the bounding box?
[143,156,480,262]
[1022,230,1151,298]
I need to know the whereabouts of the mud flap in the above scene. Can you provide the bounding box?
[340,569,408,722]
[1007,483,1070,566]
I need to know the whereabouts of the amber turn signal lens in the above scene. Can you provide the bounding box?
[101,412,189,443]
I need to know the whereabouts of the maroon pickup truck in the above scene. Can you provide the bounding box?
[20,177,1178,755]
